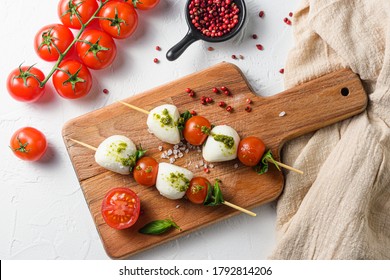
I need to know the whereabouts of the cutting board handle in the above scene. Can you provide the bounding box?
[252,68,367,151]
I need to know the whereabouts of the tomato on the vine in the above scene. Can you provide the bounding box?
[98,1,138,39]
[237,136,266,167]
[76,29,117,70]
[34,24,74,61]
[101,187,141,230]
[10,127,48,161]
[186,177,210,204]
[131,0,160,10]
[7,65,45,102]
[53,60,92,99]
[183,116,211,146]
[58,0,99,29]
[133,157,159,187]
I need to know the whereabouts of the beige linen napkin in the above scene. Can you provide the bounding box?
[270,0,390,259]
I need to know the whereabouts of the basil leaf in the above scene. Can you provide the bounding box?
[177,110,193,133]
[128,144,147,172]
[138,218,181,235]
[254,150,280,175]
[203,182,214,205]
[204,180,225,206]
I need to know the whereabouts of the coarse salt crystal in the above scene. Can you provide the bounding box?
[174,154,178,159]
[173,149,178,155]
[204,163,208,168]
[195,164,199,168]
[209,164,214,168]
[197,149,201,153]
[279,111,286,117]
[158,145,163,151]
[185,149,189,153]
[199,160,204,166]
[167,149,173,156]
[176,205,181,209]
[170,158,176,164]
[173,145,179,150]
[178,152,184,158]
[180,147,186,151]
[234,163,239,169]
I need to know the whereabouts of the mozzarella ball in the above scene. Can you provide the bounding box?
[202,125,240,162]
[147,104,180,144]
[95,135,137,175]
[156,163,193,200]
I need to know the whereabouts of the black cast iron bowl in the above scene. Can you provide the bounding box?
[166,0,247,61]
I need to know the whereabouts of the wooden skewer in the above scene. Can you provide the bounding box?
[222,201,256,217]
[274,160,304,174]
[68,138,256,217]
[118,101,150,115]
[69,138,97,151]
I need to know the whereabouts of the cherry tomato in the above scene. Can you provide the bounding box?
[34,24,74,61]
[101,187,141,230]
[76,29,117,70]
[183,116,211,146]
[186,177,210,204]
[131,0,160,10]
[53,60,92,99]
[237,136,266,167]
[98,1,138,39]
[133,157,159,187]
[7,65,45,102]
[10,127,48,161]
[58,0,99,29]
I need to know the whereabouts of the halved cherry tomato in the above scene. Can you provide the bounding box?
[183,116,211,146]
[133,157,159,187]
[101,187,141,230]
[237,136,266,167]
[10,127,48,161]
[34,24,74,61]
[131,0,160,10]
[98,1,138,39]
[58,0,99,29]
[7,65,45,102]
[76,29,117,70]
[53,60,92,99]
[186,177,210,204]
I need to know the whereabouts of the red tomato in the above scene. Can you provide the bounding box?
[98,1,138,39]
[101,187,141,230]
[34,24,74,61]
[10,127,48,161]
[53,60,92,99]
[131,0,160,10]
[186,177,210,204]
[237,136,266,167]
[7,65,45,102]
[133,157,159,187]
[76,29,117,70]
[183,116,211,146]
[58,0,99,29]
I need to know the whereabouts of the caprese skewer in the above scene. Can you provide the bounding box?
[118,101,303,174]
[68,137,256,217]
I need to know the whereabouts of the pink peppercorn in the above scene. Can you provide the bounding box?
[212,87,219,93]
[153,58,159,63]
[103,88,109,94]
[256,44,263,51]
[259,10,264,18]
[245,106,252,112]
[226,105,233,112]
[155,46,161,51]
[219,101,226,107]
[279,68,285,74]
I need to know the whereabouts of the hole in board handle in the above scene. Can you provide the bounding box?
[341,87,350,96]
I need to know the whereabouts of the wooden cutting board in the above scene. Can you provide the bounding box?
[62,63,367,259]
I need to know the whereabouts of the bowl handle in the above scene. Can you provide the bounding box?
[166,30,198,61]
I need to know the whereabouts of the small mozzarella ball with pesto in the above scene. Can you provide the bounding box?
[202,125,240,162]
[156,163,194,200]
[95,135,137,175]
[147,104,181,145]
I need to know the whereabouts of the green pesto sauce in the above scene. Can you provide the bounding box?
[154,108,174,128]
[213,134,234,149]
[166,172,190,192]
[116,142,128,153]
[107,141,134,167]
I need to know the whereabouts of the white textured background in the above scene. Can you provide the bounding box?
[0,0,299,259]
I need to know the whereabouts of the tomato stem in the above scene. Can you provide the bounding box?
[39,0,109,87]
